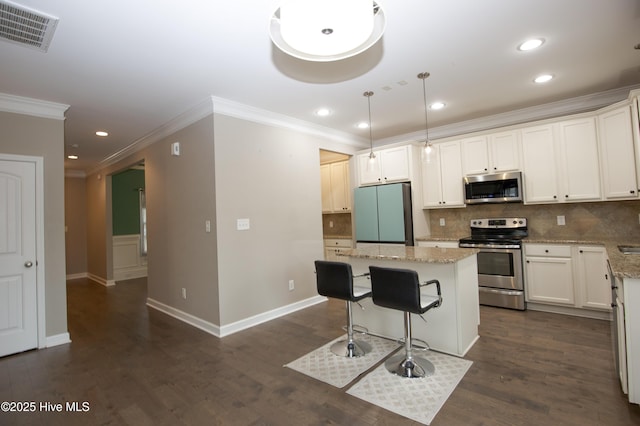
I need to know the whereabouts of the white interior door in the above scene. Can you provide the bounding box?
[0,159,37,357]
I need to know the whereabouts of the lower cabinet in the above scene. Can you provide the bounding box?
[525,244,575,305]
[417,241,460,249]
[524,243,610,312]
[324,238,353,261]
[575,245,611,310]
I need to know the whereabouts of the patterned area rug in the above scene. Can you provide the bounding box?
[284,334,399,388]
[346,350,472,425]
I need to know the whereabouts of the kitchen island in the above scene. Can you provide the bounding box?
[337,245,479,357]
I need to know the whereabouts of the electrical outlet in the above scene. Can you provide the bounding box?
[288,280,295,291]
[557,215,566,226]
[439,218,446,226]
[237,218,250,231]
[181,288,187,299]
[329,220,334,228]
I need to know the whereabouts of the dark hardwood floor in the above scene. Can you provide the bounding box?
[1,277,639,425]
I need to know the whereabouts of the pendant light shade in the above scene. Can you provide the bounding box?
[364,91,376,162]
[418,72,433,161]
[269,0,386,62]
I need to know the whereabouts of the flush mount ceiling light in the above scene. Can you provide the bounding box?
[269,0,386,62]
[518,38,544,51]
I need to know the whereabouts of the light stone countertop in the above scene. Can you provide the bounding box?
[417,236,640,279]
[337,245,478,264]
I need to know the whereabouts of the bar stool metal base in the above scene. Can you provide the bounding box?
[384,352,435,378]
[330,339,372,358]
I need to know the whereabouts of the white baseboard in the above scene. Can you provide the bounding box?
[146,298,221,336]
[113,266,147,282]
[146,295,327,338]
[527,302,612,321]
[87,273,116,287]
[219,295,327,337]
[66,272,88,280]
[46,332,71,348]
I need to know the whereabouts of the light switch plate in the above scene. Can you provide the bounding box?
[237,218,250,231]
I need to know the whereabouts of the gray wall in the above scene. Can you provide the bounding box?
[0,111,67,338]
[84,107,359,329]
[64,176,88,275]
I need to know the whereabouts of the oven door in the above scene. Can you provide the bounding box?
[476,247,524,291]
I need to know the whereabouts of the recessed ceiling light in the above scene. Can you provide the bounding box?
[357,122,369,129]
[96,131,109,137]
[518,38,544,51]
[315,108,331,117]
[67,155,78,160]
[534,74,554,83]
[430,102,445,110]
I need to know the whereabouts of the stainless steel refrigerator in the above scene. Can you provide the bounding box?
[354,182,414,245]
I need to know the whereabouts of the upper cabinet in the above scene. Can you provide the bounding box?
[556,117,601,202]
[597,105,639,200]
[320,160,351,213]
[357,145,411,186]
[521,117,601,204]
[422,141,465,208]
[521,124,559,203]
[461,130,520,175]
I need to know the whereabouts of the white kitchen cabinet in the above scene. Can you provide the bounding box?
[324,238,352,261]
[575,246,611,311]
[461,131,520,176]
[357,145,410,186]
[422,141,465,208]
[521,118,601,204]
[598,105,639,200]
[521,124,560,203]
[417,241,460,248]
[556,117,601,202]
[525,244,575,306]
[320,161,351,213]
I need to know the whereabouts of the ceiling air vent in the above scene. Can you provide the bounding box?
[0,0,58,52]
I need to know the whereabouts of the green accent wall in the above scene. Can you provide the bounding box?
[112,168,145,236]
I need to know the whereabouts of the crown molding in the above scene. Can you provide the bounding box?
[210,96,367,148]
[91,96,367,174]
[378,84,640,146]
[91,98,215,174]
[64,169,86,178]
[0,93,69,120]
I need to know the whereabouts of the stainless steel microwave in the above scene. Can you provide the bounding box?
[464,171,523,204]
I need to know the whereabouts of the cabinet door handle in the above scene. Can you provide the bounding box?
[565,195,569,198]
[526,260,530,263]
[631,190,636,194]
[579,250,583,253]
[544,249,549,253]
[553,195,557,199]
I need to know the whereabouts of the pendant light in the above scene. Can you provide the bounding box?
[363,91,376,163]
[417,72,433,161]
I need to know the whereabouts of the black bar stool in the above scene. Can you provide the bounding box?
[315,260,372,358]
[369,265,442,378]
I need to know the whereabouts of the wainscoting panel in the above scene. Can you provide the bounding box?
[113,234,147,281]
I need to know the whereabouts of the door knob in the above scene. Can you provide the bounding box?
[24,261,33,268]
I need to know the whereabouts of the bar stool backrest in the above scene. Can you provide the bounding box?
[369,266,422,314]
[315,260,355,301]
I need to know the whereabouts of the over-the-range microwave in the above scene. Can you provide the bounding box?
[463,171,523,204]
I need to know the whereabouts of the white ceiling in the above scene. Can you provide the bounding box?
[1,0,639,173]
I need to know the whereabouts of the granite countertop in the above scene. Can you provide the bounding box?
[323,235,352,240]
[416,235,640,279]
[337,245,478,264]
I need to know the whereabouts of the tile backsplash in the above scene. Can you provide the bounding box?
[322,213,352,237]
[427,200,640,242]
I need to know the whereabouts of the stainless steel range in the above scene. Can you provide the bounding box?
[459,218,527,310]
